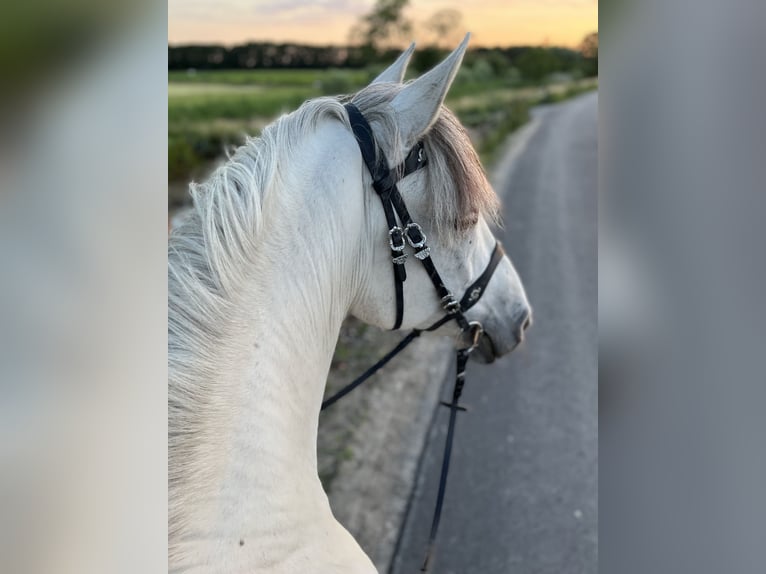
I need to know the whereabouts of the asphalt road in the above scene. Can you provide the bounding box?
[390,92,598,574]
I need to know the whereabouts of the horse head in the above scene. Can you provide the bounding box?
[348,35,531,363]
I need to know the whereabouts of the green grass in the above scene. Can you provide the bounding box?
[169,68,371,88]
[448,78,597,162]
[168,71,597,190]
[538,81,598,104]
[169,87,314,123]
[478,100,533,162]
[168,69,375,187]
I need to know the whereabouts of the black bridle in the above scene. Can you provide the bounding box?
[321,103,506,571]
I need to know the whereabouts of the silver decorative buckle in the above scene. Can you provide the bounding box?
[414,246,431,260]
[405,222,427,249]
[388,226,405,252]
[441,293,461,314]
[392,253,408,265]
[466,321,484,351]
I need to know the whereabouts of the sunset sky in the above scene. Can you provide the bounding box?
[169,0,598,48]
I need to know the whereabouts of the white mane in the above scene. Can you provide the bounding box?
[168,96,348,546]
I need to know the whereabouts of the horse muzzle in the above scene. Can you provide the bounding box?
[472,305,532,363]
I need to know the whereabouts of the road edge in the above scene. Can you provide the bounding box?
[489,110,543,202]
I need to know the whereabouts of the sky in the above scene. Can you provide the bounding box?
[169,0,598,48]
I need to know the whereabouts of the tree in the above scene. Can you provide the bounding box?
[580,31,598,77]
[515,48,558,83]
[580,31,598,59]
[349,0,412,57]
[423,9,463,48]
[411,45,445,74]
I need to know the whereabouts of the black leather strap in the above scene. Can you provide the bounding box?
[459,242,505,312]
[320,242,504,411]
[345,103,427,330]
[402,141,427,175]
[340,102,510,573]
[345,104,381,179]
[321,329,422,411]
[420,347,471,571]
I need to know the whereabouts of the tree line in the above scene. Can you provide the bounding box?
[168,42,597,79]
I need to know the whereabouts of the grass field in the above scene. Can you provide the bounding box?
[170,68,372,87]
[168,68,597,203]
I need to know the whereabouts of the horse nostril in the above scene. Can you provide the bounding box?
[522,313,532,331]
[512,309,532,345]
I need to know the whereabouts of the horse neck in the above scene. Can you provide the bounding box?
[171,120,377,572]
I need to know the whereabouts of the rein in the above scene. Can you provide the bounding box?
[320,103,505,571]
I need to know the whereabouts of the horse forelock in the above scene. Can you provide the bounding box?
[350,82,500,244]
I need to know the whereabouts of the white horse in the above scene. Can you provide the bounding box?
[169,36,530,573]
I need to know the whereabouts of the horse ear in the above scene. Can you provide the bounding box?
[372,42,416,84]
[390,33,470,146]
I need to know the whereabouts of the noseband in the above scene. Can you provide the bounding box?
[321,103,506,571]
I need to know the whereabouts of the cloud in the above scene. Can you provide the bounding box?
[170,0,367,25]
[253,0,367,18]
[169,0,596,47]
